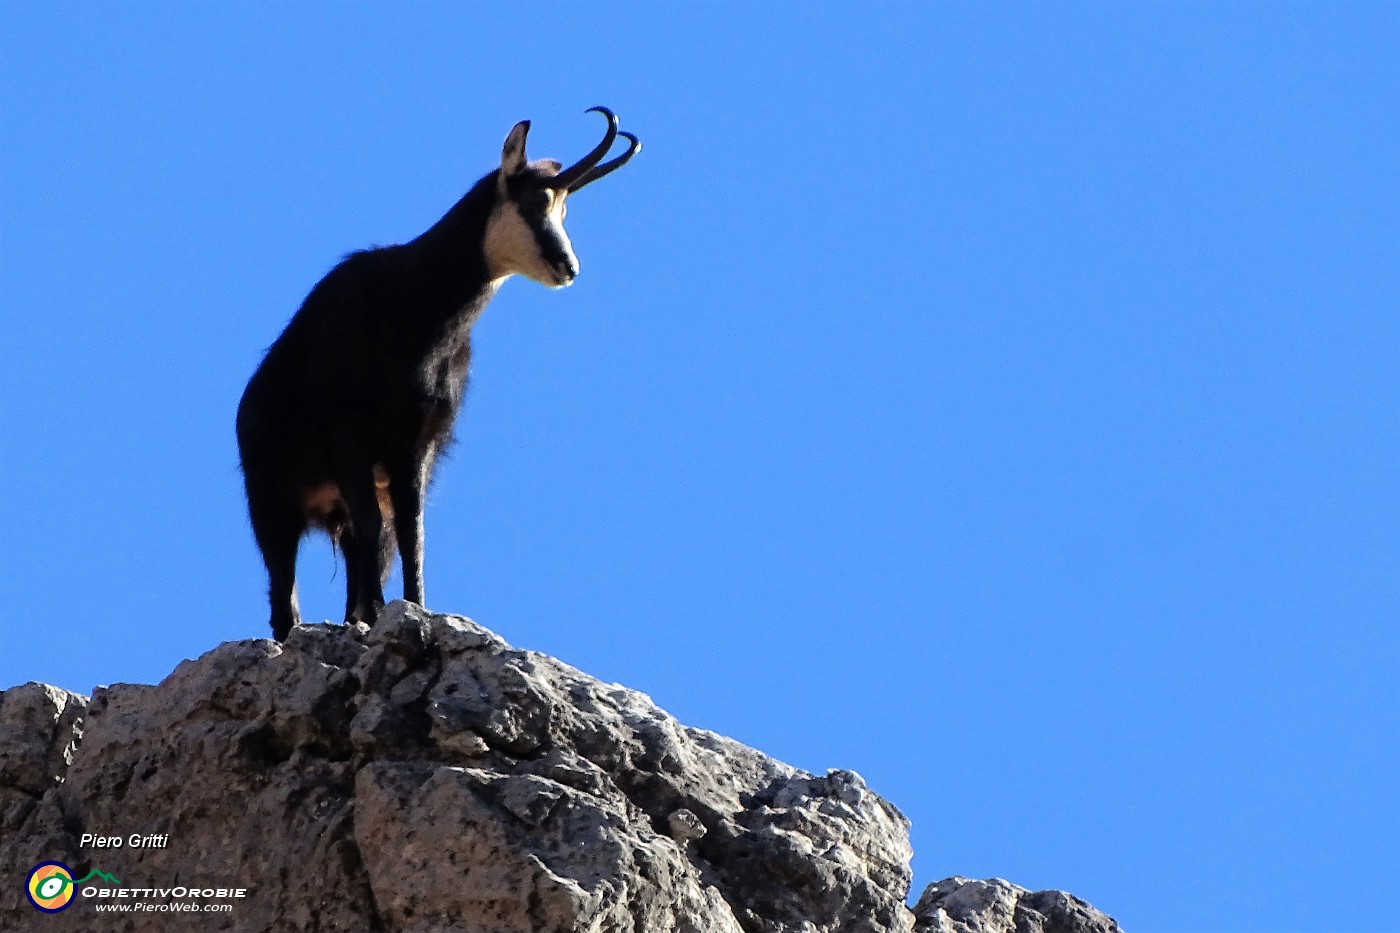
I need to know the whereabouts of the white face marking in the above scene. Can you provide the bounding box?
[488,121,577,287]
[483,183,577,288]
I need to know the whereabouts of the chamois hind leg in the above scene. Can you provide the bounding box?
[339,469,389,625]
[250,504,304,642]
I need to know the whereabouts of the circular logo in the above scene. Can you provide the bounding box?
[26,862,76,913]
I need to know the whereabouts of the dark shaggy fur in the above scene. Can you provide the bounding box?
[238,172,507,642]
[238,111,639,641]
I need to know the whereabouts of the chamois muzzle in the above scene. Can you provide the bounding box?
[550,106,643,192]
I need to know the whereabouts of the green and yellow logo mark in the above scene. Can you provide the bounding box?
[25,861,121,913]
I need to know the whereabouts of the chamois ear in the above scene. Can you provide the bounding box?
[501,121,530,177]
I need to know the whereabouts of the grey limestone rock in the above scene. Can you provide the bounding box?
[0,682,88,808]
[0,682,90,880]
[912,876,1123,933]
[0,603,1122,932]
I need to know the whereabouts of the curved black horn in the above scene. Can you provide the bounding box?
[549,106,619,190]
[568,131,642,192]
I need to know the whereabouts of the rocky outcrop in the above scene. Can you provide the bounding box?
[0,603,1122,932]
[913,877,1122,933]
[0,682,89,876]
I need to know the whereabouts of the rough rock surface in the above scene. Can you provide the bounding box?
[913,877,1123,933]
[0,683,89,873]
[0,603,1123,932]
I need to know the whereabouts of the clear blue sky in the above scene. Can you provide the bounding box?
[2,5,1396,932]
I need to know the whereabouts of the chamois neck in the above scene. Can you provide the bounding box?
[408,172,500,306]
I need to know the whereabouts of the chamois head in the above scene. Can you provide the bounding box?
[484,106,641,289]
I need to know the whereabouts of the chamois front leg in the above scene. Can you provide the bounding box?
[340,525,360,626]
[339,522,396,624]
[388,453,430,607]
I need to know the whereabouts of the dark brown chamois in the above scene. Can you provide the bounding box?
[236,108,641,641]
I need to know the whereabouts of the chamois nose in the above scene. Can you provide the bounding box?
[554,258,579,285]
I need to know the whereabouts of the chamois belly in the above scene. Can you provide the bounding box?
[299,465,394,532]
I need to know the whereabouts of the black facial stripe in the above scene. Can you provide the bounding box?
[504,173,548,211]
[530,219,570,267]
[503,170,569,267]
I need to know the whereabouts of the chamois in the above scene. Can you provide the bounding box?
[236,108,641,641]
